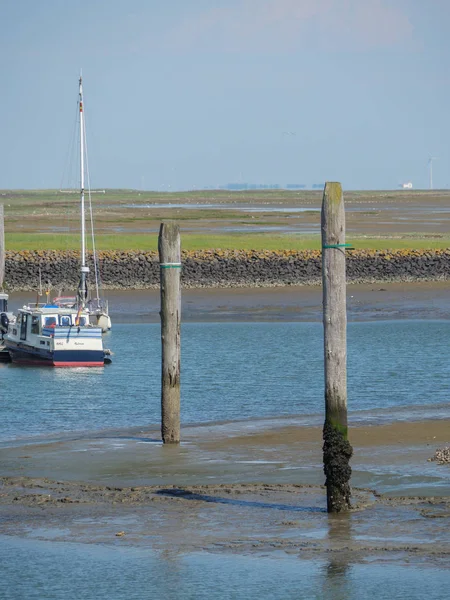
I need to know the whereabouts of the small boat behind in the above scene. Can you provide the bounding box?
[87,297,112,332]
[4,301,110,367]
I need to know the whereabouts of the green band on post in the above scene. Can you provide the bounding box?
[322,243,354,250]
[160,263,182,269]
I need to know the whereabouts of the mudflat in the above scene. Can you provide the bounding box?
[1,416,449,563]
[8,280,450,322]
[5,188,450,239]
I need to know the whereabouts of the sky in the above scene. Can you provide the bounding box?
[1,0,449,191]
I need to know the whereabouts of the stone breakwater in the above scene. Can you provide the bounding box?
[4,249,450,291]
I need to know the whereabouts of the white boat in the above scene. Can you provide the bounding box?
[4,76,112,366]
[4,300,109,366]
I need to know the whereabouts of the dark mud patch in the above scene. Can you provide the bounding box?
[156,487,326,513]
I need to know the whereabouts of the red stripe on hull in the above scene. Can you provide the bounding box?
[12,358,104,367]
[53,362,105,367]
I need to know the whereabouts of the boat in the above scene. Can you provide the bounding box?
[3,76,112,366]
[3,299,110,366]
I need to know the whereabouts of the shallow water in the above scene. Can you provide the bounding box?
[1,320,450,443]
[123,202,320,212]
[1,535,449,600]
[2,318,449,596]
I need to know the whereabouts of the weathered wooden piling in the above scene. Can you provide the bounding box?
[321,182,353,513]
[159,222,181,444]
[0,204,4,288]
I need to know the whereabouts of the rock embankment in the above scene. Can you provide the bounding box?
[4,249,450,291]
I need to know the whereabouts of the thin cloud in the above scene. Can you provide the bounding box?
[163,0,414,52]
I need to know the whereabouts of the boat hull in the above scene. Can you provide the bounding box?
[5,340,105,367]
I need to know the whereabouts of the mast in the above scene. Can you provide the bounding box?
[78,75,89,305]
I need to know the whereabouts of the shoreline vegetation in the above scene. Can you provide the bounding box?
[2,188,450,252]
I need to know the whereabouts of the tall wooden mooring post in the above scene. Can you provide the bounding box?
[159,222,181,444]
[321,182,353,512]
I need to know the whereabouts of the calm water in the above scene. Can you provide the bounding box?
[1,320,449,444]
[1,536,449,600]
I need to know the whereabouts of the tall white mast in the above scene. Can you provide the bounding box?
[79,75,89,304]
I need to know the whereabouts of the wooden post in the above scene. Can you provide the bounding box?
[0,204,4,289]
[159,222,181,444]
[321,182,353,513]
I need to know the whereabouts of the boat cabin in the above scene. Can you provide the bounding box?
[11,305,89,340]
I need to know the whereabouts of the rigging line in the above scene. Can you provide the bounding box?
[59,96,80,255]
[82,111,102,303]
[59,98,80,192]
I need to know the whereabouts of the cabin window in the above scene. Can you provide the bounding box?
[59,315,71,326]
[78,316,87,326]
[44,316,57,328]
[20,313,29,341]
[31,316,40,335]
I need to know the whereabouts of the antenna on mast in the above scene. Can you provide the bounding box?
[428,156,438,190]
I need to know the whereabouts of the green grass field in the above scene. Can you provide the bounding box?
[5,232,450,252]
[2,188,450,252]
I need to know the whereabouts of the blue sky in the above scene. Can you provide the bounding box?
[1,0,448,190]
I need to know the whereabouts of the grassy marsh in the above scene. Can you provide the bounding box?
[2,188,450,251]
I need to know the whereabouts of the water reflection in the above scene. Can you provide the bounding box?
[322,514,353,600]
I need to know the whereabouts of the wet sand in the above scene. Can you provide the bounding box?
[8,280,450,323]
[1,417,449,563]
[1,478,449,563]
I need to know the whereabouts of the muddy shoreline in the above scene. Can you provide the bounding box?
[1,418,449,561]
[1,479,449,561]
[8,280,450,322]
